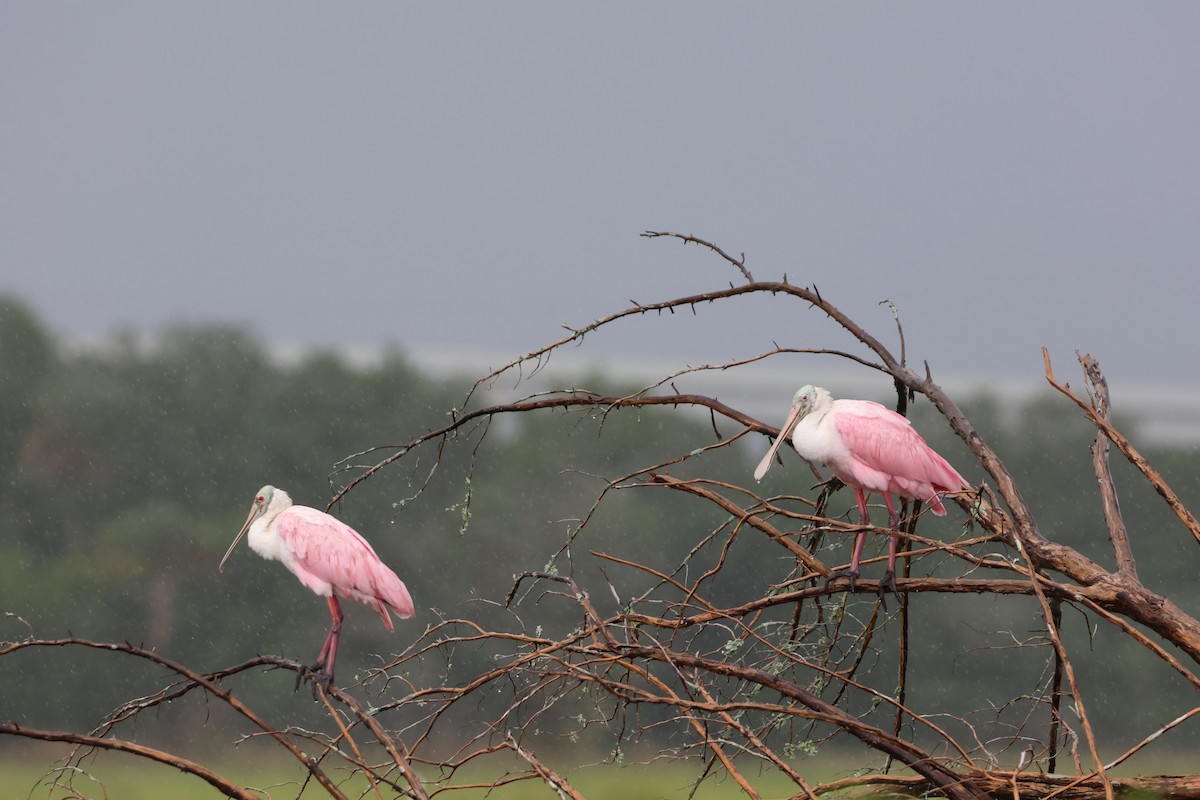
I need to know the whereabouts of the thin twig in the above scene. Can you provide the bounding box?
[641,230,754,282]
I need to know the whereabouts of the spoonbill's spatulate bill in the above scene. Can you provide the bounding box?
[220,485,414,690]
[755,385,967,603]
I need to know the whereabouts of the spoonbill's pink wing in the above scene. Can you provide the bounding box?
[276,506,415,629]
[832,401,967,513]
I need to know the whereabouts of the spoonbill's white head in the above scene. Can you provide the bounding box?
[753,385,825,481]
[219,485,290,571]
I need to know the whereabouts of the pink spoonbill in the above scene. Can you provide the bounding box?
[754,385,968,603]
[219,485,414,690]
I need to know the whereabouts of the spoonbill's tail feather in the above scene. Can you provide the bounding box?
[369,571,415,631]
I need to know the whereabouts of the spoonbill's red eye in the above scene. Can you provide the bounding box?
[257,496,264,502]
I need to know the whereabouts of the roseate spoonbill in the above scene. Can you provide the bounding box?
[219,485,414,690]
[754,385,968,602]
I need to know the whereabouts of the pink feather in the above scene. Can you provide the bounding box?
[276,506,415,630]
[829,399,966,514]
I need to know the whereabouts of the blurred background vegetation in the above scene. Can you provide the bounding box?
[2,291,1199,762]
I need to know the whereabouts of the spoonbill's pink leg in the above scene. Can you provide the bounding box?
[824,489,904,609]
[826,488,873,594]
[878,495,904,608]
[298,596,344,694]
[317,596,344,684]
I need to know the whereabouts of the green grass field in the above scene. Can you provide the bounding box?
[1,743,867,800]
[2,743,1192,799]
[1,762,828,800]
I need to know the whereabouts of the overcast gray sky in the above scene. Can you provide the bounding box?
[3,4,1199,400]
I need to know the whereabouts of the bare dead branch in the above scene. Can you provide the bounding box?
[503,731,588,800]
[611,645,990,800]
[0,722,258,800]
[13,234,1200,800]
[0,638,349,798]
[1078,355,1138,577]
[1044,347,1200,547]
